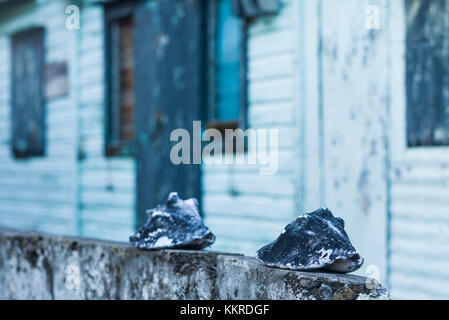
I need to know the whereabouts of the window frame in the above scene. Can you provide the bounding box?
[205,0,248,133]
[104,2,138,158]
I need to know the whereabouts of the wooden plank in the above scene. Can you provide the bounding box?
[79,68,103,87]
[80,189,135,207]
[203,193,294,221]
[205,214,289,243]
[391,234,449,261]
[79,33,104,53]
[0,215,76,237]
[209,236,262,255]
[79,50,103,69]
[391,201,449,222]
[81,206,134,225]
[390,272,449,299]
[80,171,135,189]
[248,100,294,126]
[391,215,449,242]
[80,85,104,104]
[248,29,292,58]
[202,149,295,173]
[391,184,449,204]
[390,255,449,285]
[202,171,295,197]
[0,182,72,194]
[248,77,292,103]
[80,157,135,171]
[0,200,73,219]
[82,221,133,242]
[0,189,72,203]
[248,52,294,81]
[0,160,74,172]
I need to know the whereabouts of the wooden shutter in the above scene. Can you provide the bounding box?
[11,27,45,158]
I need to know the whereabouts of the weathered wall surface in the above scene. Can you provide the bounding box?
[0,1,136,242]
[77,4,136,241]
[0,228,389,300]
[313,0,390,285]
[388,0,449,299]
[0,1,79,237]
[203,0,301,256]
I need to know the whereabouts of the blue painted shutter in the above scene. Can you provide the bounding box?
[11,27,45,158]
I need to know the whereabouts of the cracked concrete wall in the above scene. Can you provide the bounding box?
[0,228,389,300]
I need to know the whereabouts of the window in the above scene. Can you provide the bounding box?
[406,0,449,147]
[11,27,45,158]
[206,0,247,132]
[105,11,136,157]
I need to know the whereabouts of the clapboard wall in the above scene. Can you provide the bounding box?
[388,0,449,299]
[0,0,136,242]
[204,0,449,300]
[77,4,135,241]
[0,1,79,236]
[300,0,390,287]
[79,0,299,249]
[203,0,301,255]
[1,0,448,300]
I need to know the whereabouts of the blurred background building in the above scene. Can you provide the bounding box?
[0,0,448,299]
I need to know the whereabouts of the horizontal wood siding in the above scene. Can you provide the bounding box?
[78,5,135,242]
[0,2,135,242]
[0,1,78,236]
[203,0,299,256]
[388,0,449,299]
[389,150,449,299]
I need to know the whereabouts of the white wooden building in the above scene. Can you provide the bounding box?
[0,0,448,299]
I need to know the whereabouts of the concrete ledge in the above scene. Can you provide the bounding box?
[217,256,389,300]
[0,228,389,300]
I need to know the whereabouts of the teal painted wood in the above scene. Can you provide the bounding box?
[0,1,78,237]
[203,0,298,259]
[78,6,136,241]
[215,0,242,121]
[0,2,136,243]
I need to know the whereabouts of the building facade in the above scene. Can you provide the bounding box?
[0,0,448,299]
